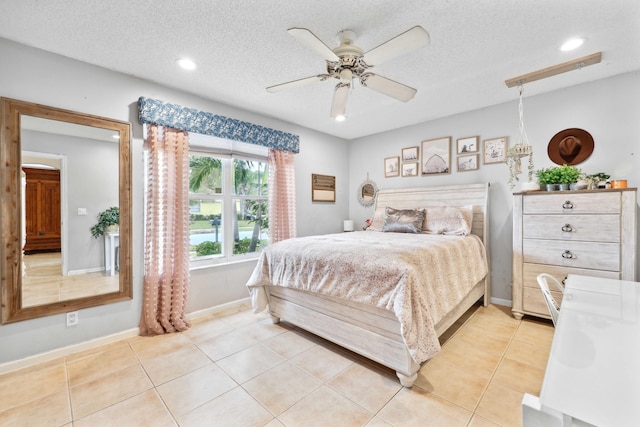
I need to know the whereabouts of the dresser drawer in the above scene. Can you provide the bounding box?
[517,265,620,319]
[522,214,620,242]
[523,239,620,271]
[522,263,620,289]
[523,286,563,318]
[523,192,620,214]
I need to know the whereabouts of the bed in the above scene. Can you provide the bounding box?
[246,183,491,387]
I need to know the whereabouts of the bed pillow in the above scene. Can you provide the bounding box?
[366,206,386,231]
[382,207,426,234]
[423,205,473,235]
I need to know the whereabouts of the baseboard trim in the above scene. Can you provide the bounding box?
[490,297,512,307]
[0,327,140,375]
[186,297,252,320]
[0,297,252,375]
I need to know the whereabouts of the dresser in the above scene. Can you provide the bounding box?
[512,188,637,320]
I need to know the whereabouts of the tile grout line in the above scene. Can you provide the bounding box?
[63,359,75,424]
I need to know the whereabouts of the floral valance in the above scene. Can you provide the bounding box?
[137,97,299,153]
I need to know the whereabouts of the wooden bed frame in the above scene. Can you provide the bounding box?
[266,183,491,387]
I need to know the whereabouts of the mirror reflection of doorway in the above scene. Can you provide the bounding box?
[19,157,119,308]
[22,166,61,255]
[18,121,122,309]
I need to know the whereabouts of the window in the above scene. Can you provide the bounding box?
[188,137,269,266]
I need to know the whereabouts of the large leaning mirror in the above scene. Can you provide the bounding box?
[1,97,132,323]
[357,175,378,207]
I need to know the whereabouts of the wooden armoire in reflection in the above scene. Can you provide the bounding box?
[22,167,61,254]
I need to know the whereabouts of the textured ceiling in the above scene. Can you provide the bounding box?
[1,0,639,140]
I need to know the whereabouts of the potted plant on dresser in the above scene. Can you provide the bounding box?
[557,164,581,191]
[585,172,611,189]
[536,167,561,191]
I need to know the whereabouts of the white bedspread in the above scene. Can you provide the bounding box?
[246,231,488,363]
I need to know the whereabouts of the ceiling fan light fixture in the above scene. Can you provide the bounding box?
[560,37,585,52]
[330,83,350,119]
[339,68,353,83]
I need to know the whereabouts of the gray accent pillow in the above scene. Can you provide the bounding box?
[382,207,426,233]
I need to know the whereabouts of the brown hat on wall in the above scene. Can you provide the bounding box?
[547,128,594,165]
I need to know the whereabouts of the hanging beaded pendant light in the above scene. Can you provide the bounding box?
[507,84,534,189]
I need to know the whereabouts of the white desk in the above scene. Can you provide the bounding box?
[524,274,640,427]
[104,232,119,276]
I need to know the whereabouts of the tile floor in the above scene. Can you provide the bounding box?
[0,303,554,426]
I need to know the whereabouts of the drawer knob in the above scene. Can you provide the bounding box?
[562,200,573,209]
[561,224,573,232]
[561,250,575,259]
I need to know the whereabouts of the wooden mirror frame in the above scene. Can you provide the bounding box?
[0,97,132,324]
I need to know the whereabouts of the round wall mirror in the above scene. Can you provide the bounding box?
[357,178,378,207]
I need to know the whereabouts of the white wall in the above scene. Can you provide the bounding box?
[349,71,640,302]
[0,38,348,364]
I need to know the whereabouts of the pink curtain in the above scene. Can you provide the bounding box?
[140,125,191,336]
[268,149,296,242]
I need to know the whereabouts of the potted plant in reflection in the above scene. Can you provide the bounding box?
[91,206,119,238]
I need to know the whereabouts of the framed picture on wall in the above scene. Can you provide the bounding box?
[457,154,479,172]
[456,136,479,154]
[483,136,508,164]
[401,146,419,161]
[384,156,400,177]
[402,162,419,177]
[311,173,336,202]
[421,137,451,175]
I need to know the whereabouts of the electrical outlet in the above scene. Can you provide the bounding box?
[77,208,87,216]
[66,311,79,326]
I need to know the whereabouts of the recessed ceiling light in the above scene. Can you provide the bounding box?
[560,37,585,52]
[335,115,347,122]
[176,58,197,70]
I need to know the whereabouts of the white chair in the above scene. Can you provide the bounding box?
[536,273,565,326]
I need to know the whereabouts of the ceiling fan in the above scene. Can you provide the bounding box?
[267,26,430,120]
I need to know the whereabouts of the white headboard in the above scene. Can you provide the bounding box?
[374,183,491,300]
[374,183,490,242]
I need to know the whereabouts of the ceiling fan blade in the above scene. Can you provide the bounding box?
[364,26,430,66]
[266,74,330,93]
[288,27,340,62]
[360,73,417,102]
[330,83,350,118]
